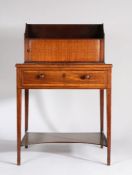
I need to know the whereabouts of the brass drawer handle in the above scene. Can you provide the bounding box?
[80,74,91,80]
[37,73,45,79]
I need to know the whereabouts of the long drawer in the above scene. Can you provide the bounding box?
[16,64,111,89]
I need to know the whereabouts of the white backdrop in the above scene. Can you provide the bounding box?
[0,0,132,174]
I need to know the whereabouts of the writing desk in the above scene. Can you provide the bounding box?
[16,24,112,165]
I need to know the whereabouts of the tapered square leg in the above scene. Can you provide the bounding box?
[107,88,111,165]
[100,89,104,148]
[25,89,29,148]
[17,88,22,165]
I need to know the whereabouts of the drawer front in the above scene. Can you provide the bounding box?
[21,70,107,88]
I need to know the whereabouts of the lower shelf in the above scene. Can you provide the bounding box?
[21,132,107,147]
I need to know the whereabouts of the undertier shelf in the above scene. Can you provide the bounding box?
[21,132,107,147]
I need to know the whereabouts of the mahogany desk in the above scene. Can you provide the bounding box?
[16,24,112,165]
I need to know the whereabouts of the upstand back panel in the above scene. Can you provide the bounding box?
[16,24,112,165]
[24,24,104,62]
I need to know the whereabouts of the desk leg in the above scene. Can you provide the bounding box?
[107,88,111,165]
[100,89,104,148]
[25,89,29,148]
[17,88,22,165]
